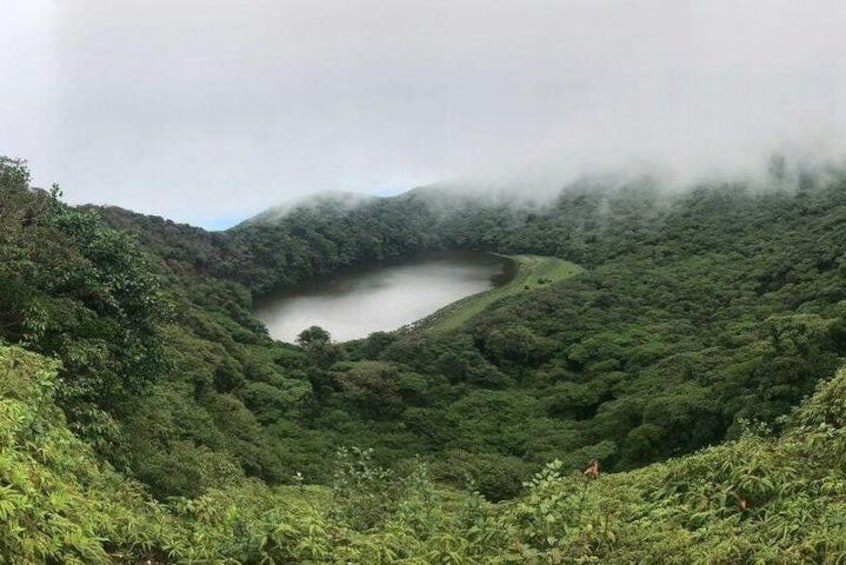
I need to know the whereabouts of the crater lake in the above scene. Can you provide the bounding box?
[255,252,512,343]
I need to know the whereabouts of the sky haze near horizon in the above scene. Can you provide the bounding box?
[2,0,846,228]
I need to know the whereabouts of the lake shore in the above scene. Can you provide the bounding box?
[414,254,583,333]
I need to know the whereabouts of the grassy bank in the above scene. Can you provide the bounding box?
[419,254,583,332]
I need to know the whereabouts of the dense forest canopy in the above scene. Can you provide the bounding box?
[2,155,846,561]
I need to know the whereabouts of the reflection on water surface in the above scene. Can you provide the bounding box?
[255,253,508,342]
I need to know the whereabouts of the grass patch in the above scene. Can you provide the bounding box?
[418,255,583,332]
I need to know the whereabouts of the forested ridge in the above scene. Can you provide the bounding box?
[2,154,846,562]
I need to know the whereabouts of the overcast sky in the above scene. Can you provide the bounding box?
[2,1,845,228]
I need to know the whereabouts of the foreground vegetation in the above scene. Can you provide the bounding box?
[2,155,846,560]
[3,344,846,562]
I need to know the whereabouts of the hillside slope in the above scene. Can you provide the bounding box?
[81,163,846,498]
[3,155,846,559]
[3,344,845,562]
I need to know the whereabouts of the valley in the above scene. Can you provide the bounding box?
[1,155,846,561]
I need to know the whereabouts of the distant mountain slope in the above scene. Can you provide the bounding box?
[241,190,382,226]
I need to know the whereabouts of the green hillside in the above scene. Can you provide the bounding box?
[2,155,846,561]
[3,344,846,562]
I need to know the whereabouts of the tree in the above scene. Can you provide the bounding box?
[296,325,331,348]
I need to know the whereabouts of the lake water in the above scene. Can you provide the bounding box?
[255,252,510,343]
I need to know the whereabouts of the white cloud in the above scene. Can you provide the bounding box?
[2,0,845,225]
